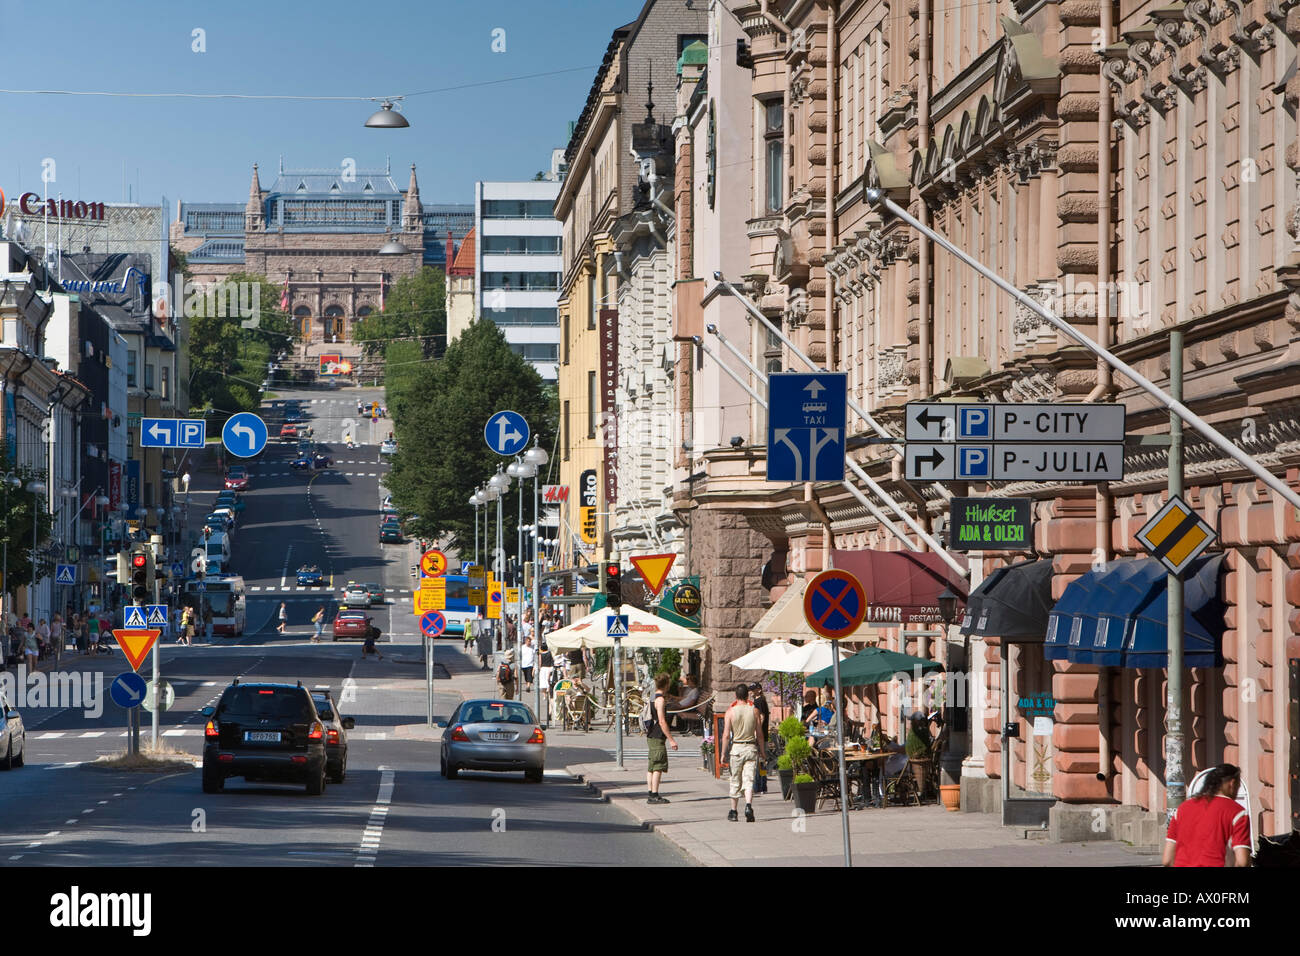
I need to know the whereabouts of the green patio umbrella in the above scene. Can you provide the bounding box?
[804,646,943,687]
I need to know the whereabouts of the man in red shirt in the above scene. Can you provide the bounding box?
[1163,764,1251,867]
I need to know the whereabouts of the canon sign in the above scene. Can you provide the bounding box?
[0,188,106,222]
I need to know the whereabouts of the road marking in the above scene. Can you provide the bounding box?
[81,731,105,738]
[65,819,78,825]
[37,732,65,739]
[355,767,395,868]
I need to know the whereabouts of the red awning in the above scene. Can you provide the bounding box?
[829,549,968,625]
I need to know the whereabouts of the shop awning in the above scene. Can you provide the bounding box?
[829,549,968,626]
[1045,555,1225,668]
[747,577,818,641]
[805,646,943,687]
[958,559,1054,641]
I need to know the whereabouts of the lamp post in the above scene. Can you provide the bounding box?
[524,437,548,723]
[26,480,46,621]
[1,473,23,626]
[936,585,966,792]
[481,480,499,652]
[512,458,538,707]
[469,489,484,569]
[488,467,511,691]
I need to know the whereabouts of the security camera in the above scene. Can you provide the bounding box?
[729,436,744,448]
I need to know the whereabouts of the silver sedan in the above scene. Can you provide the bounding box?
[439,699,545,783]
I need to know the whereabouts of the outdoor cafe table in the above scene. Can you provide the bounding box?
[823,749,892,808]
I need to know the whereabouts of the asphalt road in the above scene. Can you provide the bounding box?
[1,388,687,867]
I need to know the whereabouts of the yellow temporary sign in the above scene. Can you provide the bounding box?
[506,587,520,604]
[415,578,445,614]
[486,580,503,620]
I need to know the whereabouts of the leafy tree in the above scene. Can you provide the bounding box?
[383,319,557,557]
[0,459,57,601]
[352,266,446,360]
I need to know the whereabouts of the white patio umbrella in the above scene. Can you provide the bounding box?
[729,640,801,670]
[786,639,853,674]
[545,603,707,650]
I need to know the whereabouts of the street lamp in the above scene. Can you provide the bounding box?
[487,468,511,679]
[26,480,46,622]
[469,489,484,568]
[1,474,22,624]
[523,438,548,721]
[378,237,411,256]
[364,99,409,128]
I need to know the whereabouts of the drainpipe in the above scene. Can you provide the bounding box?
[758,0,791,35]
[918,0,933,396]
[806,485,834,572]
[1091,0,1116,787]
[827,1,839,371]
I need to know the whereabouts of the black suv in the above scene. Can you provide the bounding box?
[202,680,329,794]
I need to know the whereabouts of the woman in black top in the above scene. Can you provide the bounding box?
[750,683,770,741]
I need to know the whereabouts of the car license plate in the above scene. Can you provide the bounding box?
[485,732,512,741]
[245,731,281,743]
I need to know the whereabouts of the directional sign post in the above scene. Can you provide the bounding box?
[802,568,865,869]
[767,372,847,482]
[141,418,206,448]
[109,672,147,709]
[221,412,269,458]
[55,564,76,585]
[484,410,530,456]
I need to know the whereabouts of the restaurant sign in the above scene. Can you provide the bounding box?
[949,497,1032,551]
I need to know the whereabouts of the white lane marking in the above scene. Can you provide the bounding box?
[281,544,292,590]
[64,819,78,825]
[355,767,396,868]
[81,731,105,738]
[98,800,108,805]
[38,732,65,739]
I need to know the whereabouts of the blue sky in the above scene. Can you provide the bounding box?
[0,0,659,208]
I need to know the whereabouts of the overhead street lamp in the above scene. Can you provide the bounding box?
[364,99,409,128]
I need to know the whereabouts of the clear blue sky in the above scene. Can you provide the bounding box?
[0,0,658,207]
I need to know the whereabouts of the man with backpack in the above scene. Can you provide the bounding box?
[643,672,678,804]
[496,648,517,700]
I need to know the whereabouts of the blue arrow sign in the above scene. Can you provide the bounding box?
[123,606,147,629]
[484,410,530,456]
[767,372,847,482]
[222,412,268,458]
[420,611,446,637]
[607,614,629,639]
[140,418,175,447]
[110,671,147,709]
[55,564,76,584]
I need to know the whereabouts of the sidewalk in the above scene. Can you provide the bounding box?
[565,750,1163,867]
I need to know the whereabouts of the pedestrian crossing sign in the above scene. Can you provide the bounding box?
[145,605,168,626]
[607,614,629,639]
[55,564,76,584]
[123,606,147,629]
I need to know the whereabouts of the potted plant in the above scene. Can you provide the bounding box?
[784,735,818,813]
[701,734,715,772]
[775,715,804,800]
[792,773,817,812]
[776,752,794,799]
[906,729,931,795]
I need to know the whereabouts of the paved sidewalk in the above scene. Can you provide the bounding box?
[565,751,1162,867]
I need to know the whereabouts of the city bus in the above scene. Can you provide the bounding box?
[182,576,247,637]
[439,574,475,637]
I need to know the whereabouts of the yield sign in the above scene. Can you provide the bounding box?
[113,629,162,672]
[629,553,676,597]
[802,570,867,640]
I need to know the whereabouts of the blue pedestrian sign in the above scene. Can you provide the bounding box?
[123,606,147,629]
[767,372,847,482]
[145,605,168,626]
[109,671,147,709]
[171,562,184,579]
[55,564,76,584]
[419,611,446,638]
[607,614,629,639]
[140,418,206,448]
[484,410,530,456]
[222,412,268,458]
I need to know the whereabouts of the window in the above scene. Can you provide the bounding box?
[145,364,155,391]
[127,350,137,387]
[587,273,596,329]
[160,365,170,401]
[563,400,570,461]
[481,272,559,291]
[482,199,555,219]
[488,308,560,326]
[764,100,784,214]
[563,313,570,365]
[678,33,706,56]
[508,343,559,361]
[482,236,560,255]
[587,371,597,439]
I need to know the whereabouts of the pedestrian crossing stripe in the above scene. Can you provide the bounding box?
[123,607,147,628]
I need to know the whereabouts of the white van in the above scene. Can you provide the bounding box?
[205,532,232,573]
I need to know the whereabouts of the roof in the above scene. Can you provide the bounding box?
[265,169,403,199]
[450,227,476,276]
[677,39,707,74]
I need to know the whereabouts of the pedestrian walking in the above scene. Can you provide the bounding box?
[35,619,51,661]
[203,605,213,643]
[1163,764,1252,867]
[311,606,325,643]
[538,641,554,696]
[475,617,492,670]
[277,601,288,634]
[23,623,39,671]
[49,615,64,663]
[645,672,677,804]
[496,648,517,700]
[722,683,765,821]
[520,635,536,692]
[179,606,193,646]
[750,682,770,794]
[87,613,100,654]
[361,623,384,661]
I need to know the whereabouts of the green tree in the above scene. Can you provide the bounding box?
[353,266,446,360]
[0,460,57,600]
[383,319,557,554]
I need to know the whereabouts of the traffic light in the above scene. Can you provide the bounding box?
[129,545,154,603]
[605,562,622,609]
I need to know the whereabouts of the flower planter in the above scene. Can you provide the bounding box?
[939,783,960,812]
[792,780,818,814]
[702,749,715,772]
[910,757,930,796]
[778,769,794,800]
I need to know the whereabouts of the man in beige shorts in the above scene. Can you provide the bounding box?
[721,682,765,822]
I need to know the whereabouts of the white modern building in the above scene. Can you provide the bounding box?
[474,179,563,381]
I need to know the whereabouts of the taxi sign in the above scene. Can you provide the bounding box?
[113,628,162,672]
[420,549,447,578]
[486,581,503,620]
[802,570,867,640]
[1136,494,1217,576]
[629,553,676,597]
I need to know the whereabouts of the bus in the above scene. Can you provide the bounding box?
[182,576,247,637]
[439,574,476,637]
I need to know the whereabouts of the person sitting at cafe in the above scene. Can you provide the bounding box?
[670,674,702,730]
[801,690,820,726]
[809,696,838,735]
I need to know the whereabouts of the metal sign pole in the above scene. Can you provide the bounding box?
[1166,329,1186,816]
[426,630,434,728]
[832,648,852,867]
[615,633,624,770]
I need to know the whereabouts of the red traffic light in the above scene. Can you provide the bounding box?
[132,554,148,568]
[606,563,620,578]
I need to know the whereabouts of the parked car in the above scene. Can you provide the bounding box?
[440,699,545,783]
[379,523,403,544]
[311,691,354,784]
[214,492,244,513]
[1,686,26,770]
[224,466,249,491]
[204,512,233,533]
[201,680,329,795]
[332,610,374,640]
[296,565,324,586]
[379,439,398,458]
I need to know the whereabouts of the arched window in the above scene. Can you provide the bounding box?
[293,305,312,338]
[323,305,345,341]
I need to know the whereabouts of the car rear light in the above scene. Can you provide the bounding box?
[258,690,274,695]
[218,753,234,762]
[527,727,545,745]
[205,720,219,738]
[450,724,470,742]
[308,721,324,740]
[291,755,307,764]
[327,729,339,744]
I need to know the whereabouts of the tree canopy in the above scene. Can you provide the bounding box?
[352,266,446,361]
[383,319,556,559]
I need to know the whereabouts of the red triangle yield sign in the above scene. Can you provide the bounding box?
[113,629,161,672]
[629,553,676,597]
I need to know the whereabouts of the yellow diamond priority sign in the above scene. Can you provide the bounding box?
[1135,494,1216,575]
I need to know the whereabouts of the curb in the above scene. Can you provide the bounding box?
[567,765,718,868]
